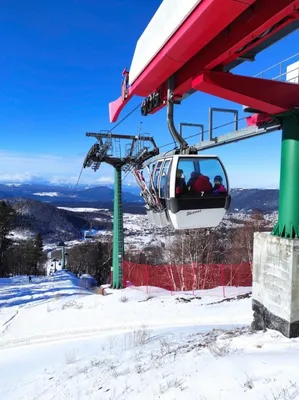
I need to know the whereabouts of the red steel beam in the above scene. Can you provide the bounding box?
[130,0,255,97]
[246,113,276,128]
[173,0,299,97]
[109,0,255,122]
[109,0,299,122]
[192,70,299,114]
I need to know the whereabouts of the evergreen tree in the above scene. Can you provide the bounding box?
[0,201,17,276]
[33,233,45,275]
[35,233,44,259]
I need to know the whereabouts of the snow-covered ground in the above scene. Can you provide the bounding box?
[10,228,35,241]
[56,207,278,250]
[58,207,110,213]
[33,192,60,197]
[1,271,299,399]
[19,205,278,253]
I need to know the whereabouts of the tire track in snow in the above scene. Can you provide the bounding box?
[1,310,19,334]
[0,321,241,350]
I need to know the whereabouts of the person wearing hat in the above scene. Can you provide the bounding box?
[212,175,227,194]
[175,169,187,195]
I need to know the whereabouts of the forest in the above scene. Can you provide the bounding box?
[0,200,269,285]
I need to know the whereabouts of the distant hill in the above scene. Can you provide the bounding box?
[0,183,279,215]
[1,187,280,246]
[74,186,141,203]
[229,188,278,213]
[8,198,94,243]
[0,183,142,206]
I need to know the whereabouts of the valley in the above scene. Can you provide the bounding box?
[0,182,278,253]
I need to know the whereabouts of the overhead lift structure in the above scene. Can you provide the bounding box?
[110,0,299,123]
[109,0,299,239]
[100,0,299,337]
[104,0,299,337]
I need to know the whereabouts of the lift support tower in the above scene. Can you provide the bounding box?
[83,132,158,289]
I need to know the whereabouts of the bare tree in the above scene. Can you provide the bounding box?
[5,238,47,276]
[227,211,270,265]
[67,239,112,285]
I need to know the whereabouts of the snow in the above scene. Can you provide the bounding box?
[57,207,278,248]
[129,0,202,84]
[10,229,34,241]
[58,207,109,212]
[1,271,299,399]
[0,271,90,309]
[33,192,60,197]
[13,204,277,252]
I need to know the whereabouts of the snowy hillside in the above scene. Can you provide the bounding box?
[3,188,279,248]
[1,272,299,399]
[52,207,277,251]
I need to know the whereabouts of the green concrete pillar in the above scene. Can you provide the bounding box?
[111,166,124,288]
[272,112,299,238]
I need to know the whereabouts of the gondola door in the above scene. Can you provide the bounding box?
[166,155,231,229]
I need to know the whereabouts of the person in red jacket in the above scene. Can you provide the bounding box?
[187,171,201,190]
[193,173,213,193]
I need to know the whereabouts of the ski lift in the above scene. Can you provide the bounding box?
[83,220,97,240]
[130,67,231,230]
[135,154,231,230]
[83,229,95,240]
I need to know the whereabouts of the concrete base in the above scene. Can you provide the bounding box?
[252,299,299,338]
[252,232,299,338]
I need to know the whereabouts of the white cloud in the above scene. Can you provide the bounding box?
[95,176,114,184]
[0,150,278,189]
[0,150,114,185]
[0,172,42,183]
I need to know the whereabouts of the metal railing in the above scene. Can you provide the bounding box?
[254,52,299,83]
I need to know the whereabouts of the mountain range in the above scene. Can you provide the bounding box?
[0,182,279,213]
[0,183,144,211]
[230,188,278,213]
[0,183,279,245]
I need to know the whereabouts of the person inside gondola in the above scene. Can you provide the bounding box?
[176,169,187,195]
[192,172,213,193]
[187,171,201,191]
[212,175,227,194]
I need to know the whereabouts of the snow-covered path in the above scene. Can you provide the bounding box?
[0,272,91,308]
[0,271,251,341]
[1,272,299,399]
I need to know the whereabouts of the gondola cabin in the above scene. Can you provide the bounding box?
[83,229,97,240]
[146,154,231,230]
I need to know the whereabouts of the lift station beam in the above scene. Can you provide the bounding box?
[109,0,299,123]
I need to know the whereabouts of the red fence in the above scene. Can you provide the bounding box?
[122,261,252,292]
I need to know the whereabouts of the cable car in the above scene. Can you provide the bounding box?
[82,220,99,240]
[84,230,96,240]
[138,154,231,230]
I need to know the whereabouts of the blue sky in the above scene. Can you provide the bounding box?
[1,0,298,188]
